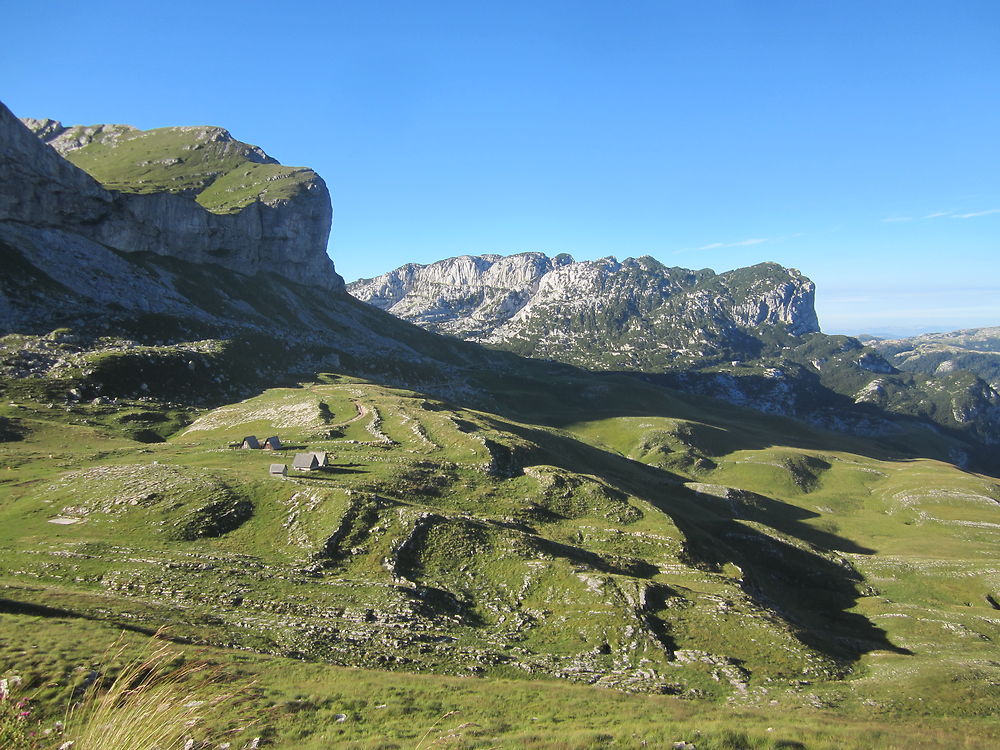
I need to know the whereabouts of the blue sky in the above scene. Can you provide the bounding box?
[4,1,998,336]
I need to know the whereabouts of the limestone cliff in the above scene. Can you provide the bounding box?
[350,253,818,369]
[2,102,343,292]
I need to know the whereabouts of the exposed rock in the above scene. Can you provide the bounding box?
[351,252,574,340]
[3,102,343,292]
[350,253,818,367]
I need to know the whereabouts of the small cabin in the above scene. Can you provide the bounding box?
[263,436,283,450]
[269,463,287,478]
[240,436,261,450]
[309,451,330,468]
[292,453,319,471]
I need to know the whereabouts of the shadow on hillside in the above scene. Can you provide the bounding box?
[684,517,913,661]
[685,486,876,555]
[481,415,911,665]
[533,536,661,579]
[322,464,368,475]
[0,596,181,641]
[464,365,998,475]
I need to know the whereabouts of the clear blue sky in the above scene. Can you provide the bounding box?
[4,1,998,336]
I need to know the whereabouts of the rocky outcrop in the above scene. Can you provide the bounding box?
[20,119,140,156]
[2,102,343,292]
[351,252,575,339]
[350,253,818,368]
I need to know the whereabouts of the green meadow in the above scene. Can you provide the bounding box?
[2,372,998,748]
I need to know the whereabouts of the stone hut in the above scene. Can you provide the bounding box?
[292,453,319,471]
[269,464,287,478]
[240,436,261,450]
[263,436,283,450]
[309,451,330,468]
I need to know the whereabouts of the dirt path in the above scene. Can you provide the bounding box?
[329,396,367,428]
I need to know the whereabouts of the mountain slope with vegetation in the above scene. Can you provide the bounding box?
[2,367,999,745]
[23,116,322,215]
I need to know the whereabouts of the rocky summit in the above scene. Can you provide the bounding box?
[4,104,343,294]
[350,253,819,368]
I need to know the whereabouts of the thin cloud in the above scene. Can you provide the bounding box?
[895,208,1000,221]
[673,233,804,255]
[953,208,1000,219]
[694,237,768,251]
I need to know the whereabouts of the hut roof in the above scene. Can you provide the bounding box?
[269,464,287,475]
[263,436,283,449]
[292,453,319,470]
[241,436,260,449]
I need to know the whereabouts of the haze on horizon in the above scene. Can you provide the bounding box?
[3,0,998,338]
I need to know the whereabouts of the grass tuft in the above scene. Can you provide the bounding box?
[61,633,253,750]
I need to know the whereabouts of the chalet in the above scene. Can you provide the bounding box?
[263,436,283,450]
[269,464,288,478]
[309,451,330,468]
[240,436,261,450]
[292,453,319,471]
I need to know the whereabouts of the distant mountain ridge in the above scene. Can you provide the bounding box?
[350,253,819,369]
[350,253,1000,459]
[870,326,1000,388]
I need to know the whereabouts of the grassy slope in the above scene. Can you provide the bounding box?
[1,369,999,747]
[3,612,997,750]
[59,125,318,213]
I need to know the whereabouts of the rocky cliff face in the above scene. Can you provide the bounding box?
[351,252,575,339]
[350,253,818,368]
[3,103,343,292]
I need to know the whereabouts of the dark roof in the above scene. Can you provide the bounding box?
[241,436,260,449]
[292,453,319,470]
[263,436,283,448]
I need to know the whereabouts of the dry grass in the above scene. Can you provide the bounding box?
[62,634,255,750]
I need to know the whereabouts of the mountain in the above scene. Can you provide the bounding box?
[870,326,1000,388]
[0,102,513,405]
[8,109,342,293]
[350,253,819,368]
[350,253,1000,462]
[2,102,999,747]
